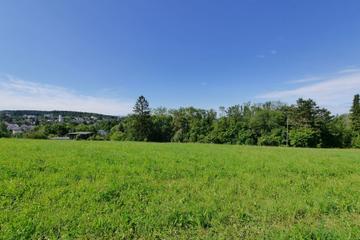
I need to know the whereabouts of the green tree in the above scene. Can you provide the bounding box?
[288,98,334,147]
[327,114,352,148]
[350,94,360,133]
[150,108,173,142]
[0,122,10,138]
[132,95,152,141]
[289,127,317,147]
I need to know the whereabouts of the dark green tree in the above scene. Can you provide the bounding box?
[350,94,360,133]
[132,95,152,141]
[287,98,335,147]
[150,107,173,142]
[0,122,10,138]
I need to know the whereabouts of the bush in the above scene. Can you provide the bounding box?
[237,129,255,145]
[258,133,282,146]
[289,128,318,147]
[110,131,126,141]
[172,129,187,142]
[0,122,11,138]
[351,134,360,148]
[24,131,48,139]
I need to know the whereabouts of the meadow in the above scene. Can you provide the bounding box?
[0,139,359,239]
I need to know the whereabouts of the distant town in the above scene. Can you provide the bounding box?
[0,110,120,140]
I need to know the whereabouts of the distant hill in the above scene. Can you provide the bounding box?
[0,110,119,119]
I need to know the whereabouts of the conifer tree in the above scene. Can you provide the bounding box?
[350,94,360,133]
[132,95,152,141]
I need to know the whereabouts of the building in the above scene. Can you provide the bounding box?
[6,124,23,135]
[58,115,64,123]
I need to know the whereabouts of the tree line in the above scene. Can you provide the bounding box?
[109,95,360,148]
[1,94,360,148]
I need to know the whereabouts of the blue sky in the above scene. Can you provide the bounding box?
[1,0,360,115]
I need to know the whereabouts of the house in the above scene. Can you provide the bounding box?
[6,123,23,135]
[5,123,35,135]
[67,132,94,140]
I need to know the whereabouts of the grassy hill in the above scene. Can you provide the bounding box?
[0,139,359,239]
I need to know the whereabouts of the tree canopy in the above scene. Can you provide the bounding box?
[106,95,358,148]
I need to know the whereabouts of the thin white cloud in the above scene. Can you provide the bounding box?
[257,72,360,114]
[286,76,323,84]
[256,50,277,59]
[338,68,360,74]
[0,75,132,115]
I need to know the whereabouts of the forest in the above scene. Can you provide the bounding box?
[108,95,360,148]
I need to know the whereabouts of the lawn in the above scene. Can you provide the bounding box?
[0,139,359,239]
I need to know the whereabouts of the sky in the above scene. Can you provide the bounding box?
[1,0,360,115]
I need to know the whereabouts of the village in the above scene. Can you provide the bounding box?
[0,111,119,140]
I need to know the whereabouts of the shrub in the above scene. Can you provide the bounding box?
[237,129,255,145]
[351,134,360,148]
[289,128,318,147]
[24,131,48,139]
[110,131,126,141]
[258,133,282,146]
[0,122,11,138]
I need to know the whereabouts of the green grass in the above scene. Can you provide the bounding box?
[0,139,359,239]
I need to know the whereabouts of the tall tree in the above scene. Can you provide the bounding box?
[288,98,334,147]
[134,96,150,116]
[350,94,360,133]
[132,96,152,141]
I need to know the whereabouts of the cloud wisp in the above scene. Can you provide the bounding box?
[337,67,360,74]
[257,72,360,114]
[0,75,132,115]
[256,49,278,59]
[286,76,323,84]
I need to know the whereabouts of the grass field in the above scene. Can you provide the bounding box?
[0,139,359,239]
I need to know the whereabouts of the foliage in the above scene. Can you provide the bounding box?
[289,127,318,147]
[24,127,48,139]
[150,108,173,142]
[257,129,283,146]
[351,94,360,133]
[0,121,10,138]
[132,96,152,141]
[103,96,360,148]
[3,94,360,148]
[352,134,360,148]
[0,139,359,239]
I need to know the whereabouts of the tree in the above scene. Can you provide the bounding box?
[132,95,152,141]
[350,94,360,133]
[327,114,352,148]
[287,98,335,147]
[0,122,10,138]
[150,108,173,142]
[290,98,317,128]
[289,127,317,147]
